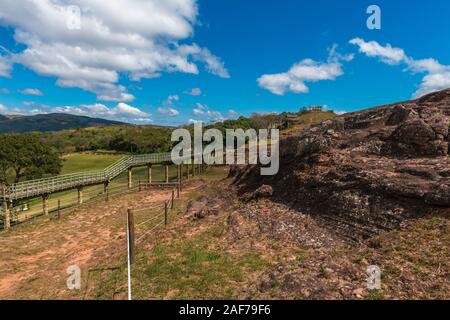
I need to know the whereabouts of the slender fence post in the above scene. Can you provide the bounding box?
[164,201,168,226]
[57,199,61,219]
[138,179,141,192]
[105,182,109,202]
[186,163,190,180]
[147,164,152,184]
[171,189,175,208]
[1,185,10,230]
[128,167,132,189]
[177,182,180,198]
[127,208,135,264]
[43,194,50,216]
[77,187,83,206]
[126,208,134,301]
[2,201,10,229]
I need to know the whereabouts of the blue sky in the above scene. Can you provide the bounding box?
[0,0,449,125]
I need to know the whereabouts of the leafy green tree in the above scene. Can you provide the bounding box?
[249,113,280,129]
[0,134,63,185]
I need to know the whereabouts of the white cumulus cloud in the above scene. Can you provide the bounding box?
[185,87,202,96]
[350,38,450,98]
[0,55,11,77]
[0,0,229,101]
[51,102,151,122]
[227,109,239,118]
[158,106,180,117]
[349,38,406,65]
[20,88,44,96]
[191,103,224,122]
[257,44,353,95]
[157,95,180,117]
[0,101,151,123]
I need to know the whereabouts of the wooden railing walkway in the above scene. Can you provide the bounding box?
[1,152,192,201]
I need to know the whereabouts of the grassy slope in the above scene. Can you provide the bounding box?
[94,168,269,300]
[95,171,448,300]
[60,153,124,174]
[281,111,336,137]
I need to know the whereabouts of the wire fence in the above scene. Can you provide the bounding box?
[1,176,185,230]
[125,181,182,290]
[135,186,179,244]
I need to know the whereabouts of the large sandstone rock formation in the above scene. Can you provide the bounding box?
[232,89,450,240]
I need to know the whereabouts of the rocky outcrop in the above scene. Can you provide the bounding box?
[232,89,450,240]
[185,194,225,219]
[241,184,274,201]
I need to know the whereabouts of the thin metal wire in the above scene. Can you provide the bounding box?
[136,220,164,244]
[135,212,164,227]
[108,184,129,190]
[133,204,164,213]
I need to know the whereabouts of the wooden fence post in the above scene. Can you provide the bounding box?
[43,194,49,216]
[138,179,141,192]
[165,165,169,183]
[128,168,132,189]
[164,201,168,226]
[77,187,83,206]
[147,165,152,184]
[1,185,10,230]
[1,201,10,229]
[57,200,61,219]
[171,189,175,208]
[186,163,189,180]
[127,208,135,264]
[105,181,109,202]
[177,182,180,198]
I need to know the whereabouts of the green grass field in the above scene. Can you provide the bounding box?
[60,153,124,174]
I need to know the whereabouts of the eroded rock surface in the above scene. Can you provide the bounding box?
[232,89,450,240]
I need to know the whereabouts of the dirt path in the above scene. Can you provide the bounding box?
[0,183,200,300]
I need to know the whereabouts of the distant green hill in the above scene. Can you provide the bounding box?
[0,113,125,133]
